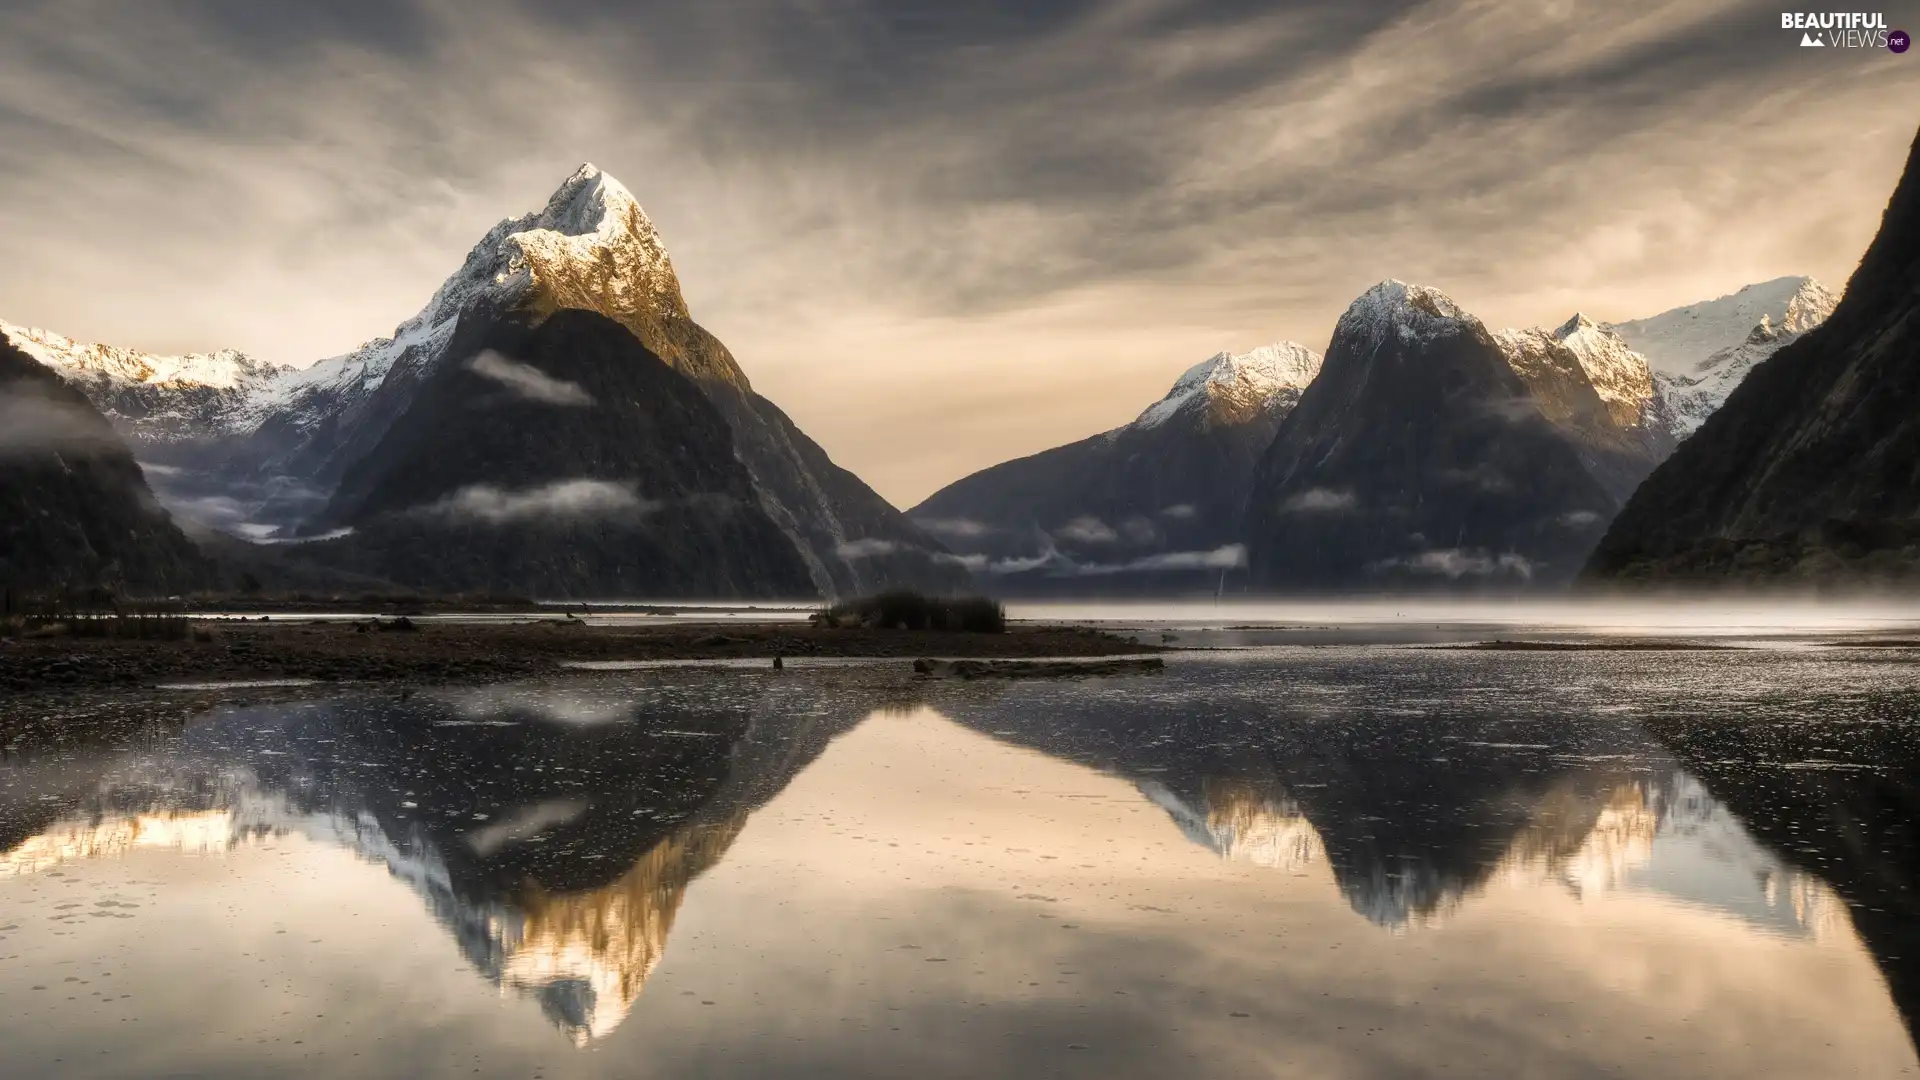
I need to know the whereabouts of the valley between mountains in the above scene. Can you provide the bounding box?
[6,129,1919,598]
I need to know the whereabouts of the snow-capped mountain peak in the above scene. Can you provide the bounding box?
[1334,280,1479,355]
[1545,312,1656,428]
[1133,342,1322,430]
[1606,276,1836,379]
[1606,276,1837,436]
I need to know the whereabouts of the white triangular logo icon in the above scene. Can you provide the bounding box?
[1801,31,1824,46]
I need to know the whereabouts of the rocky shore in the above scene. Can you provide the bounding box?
[0,616,1150,701]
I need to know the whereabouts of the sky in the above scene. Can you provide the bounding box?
[1,0,1916,506]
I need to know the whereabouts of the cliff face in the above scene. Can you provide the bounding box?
[1243,283,1626,590]
[302,308,817,600]
[0,337,208,594]
[1585,128,1920,587]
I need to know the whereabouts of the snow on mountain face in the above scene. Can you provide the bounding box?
[1494,313,1662,435]
[0,322,284,389]
[225,163,713,442]
[1548,314,1656,428]
[1604,278,1836,437]
[1132,342,1321,430]
[1607,277,1835,378]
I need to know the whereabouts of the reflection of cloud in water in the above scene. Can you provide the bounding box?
[432,686,637,725]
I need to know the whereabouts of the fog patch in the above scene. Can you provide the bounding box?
[1121,516,1159,543]
[978,544,1246,577]
[424,479,653,524]
[837,538,900,557]
[914,517,994,539]
[0,390,120,457]
[1055,516,1118,544]
[1558,510,1603,528]
[1284,488,1357,513]
[1370,548,1534,580]
[936,552,990,571]
[467,350,594,406]
[1159,503,1197,519]
[465,798,589,857]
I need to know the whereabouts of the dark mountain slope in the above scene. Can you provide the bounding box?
[0,338,208,594]
[294,308,816,599]
[1243,282,1623,590]
[1585,127,1920,586]
[911,345,1320,594]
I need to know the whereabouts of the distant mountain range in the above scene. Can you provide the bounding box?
[1586,127,1920,587]
[2,156,1879,598]
[1607,276,1837,435]
[909,344,1320,594]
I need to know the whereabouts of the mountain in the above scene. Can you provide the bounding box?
[909,344,1320,593]
[1585,129,1920,586]
[1243,282,1670,590]
[1493,313,1678,499]
[3,164,963,597]
[0,336,208,594]
[1607,277,1837,435]
[295,307,818,598]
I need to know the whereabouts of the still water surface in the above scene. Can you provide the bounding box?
[2,645,1917,1077]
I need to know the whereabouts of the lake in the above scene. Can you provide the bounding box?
[2,639,1917,1078]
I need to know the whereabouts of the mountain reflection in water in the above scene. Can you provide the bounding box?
[1,678,876,1045]
[0,649,1915,1077]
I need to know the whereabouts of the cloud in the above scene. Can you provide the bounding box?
[1055,516,1118,544]
[422,479,652,523]
[914,517,996,539]
[0,0,1913,507]
[1120,516,1158,543]
[936,552,990,571]
[1558,509,1603,528]
[1159,503,1197,519]
[1368,548,1534,580]
[836,538,900,557]
[0,390,120,457]
[1284,488,1357,512]
[974,544,1247,577]
[466,349,593,406]
[1107,544,1247,573]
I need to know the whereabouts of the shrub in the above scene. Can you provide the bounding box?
[820,590,1006,633]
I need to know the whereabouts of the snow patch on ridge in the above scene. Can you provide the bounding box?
[1607,277,1835,379]
[1132,342,1321,430]
[0,321,284,390]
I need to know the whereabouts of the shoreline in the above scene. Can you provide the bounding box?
[0,617,1154,724]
